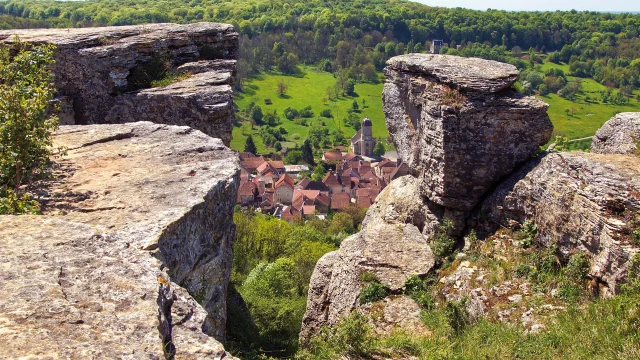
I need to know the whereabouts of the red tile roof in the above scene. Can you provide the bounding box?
[322,172,341,187]
[331,192,351,210]
[323,151,343,161]
[238,181,257,196]
[357,195,373,208]
[302,205,316,215]
[275,173,295,189]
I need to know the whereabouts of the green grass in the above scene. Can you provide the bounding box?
[302,294,640,359]
[537,62,640,140]
[231,63,640,153]
[231,67,385,153]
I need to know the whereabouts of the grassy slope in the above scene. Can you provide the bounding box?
[231,63,640,152]
[538,62,640,140]
[231,67,385,153]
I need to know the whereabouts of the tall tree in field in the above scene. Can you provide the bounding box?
[277,81,288,97]
[244,135,257,155]
[301,139,315,166]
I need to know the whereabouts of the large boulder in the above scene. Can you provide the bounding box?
[383,54,553,211]
[0,23,238,145]
[300,177,435,342]
[0,122,239,358]
[591,112,640,155]
[475,152,640,290]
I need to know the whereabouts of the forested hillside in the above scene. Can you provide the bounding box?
[3,0,639,153]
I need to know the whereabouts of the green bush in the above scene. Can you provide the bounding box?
[305,311,374,359]
[430,219,456,258]
[633,228,640,245]
[403,275,435,310]
[359,281,388,304]
[1,40,59,214]
[445,299,469,335]
[565,252,590,281]
[515,264,532,278]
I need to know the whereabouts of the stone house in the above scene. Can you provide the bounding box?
[274,174,295,205]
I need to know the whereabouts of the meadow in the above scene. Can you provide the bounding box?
[231,67,385,153]
[537,62,640,140]
[231,63,640,153]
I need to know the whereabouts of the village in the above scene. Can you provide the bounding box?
[236,118,410,221]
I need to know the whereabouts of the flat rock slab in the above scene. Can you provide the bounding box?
[591,112,640,155]
[0,23,238,145]
[0,122,239,358]
[385,54,519,93]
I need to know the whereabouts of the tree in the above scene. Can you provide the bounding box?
[312,164,327,181]
[285,150,303,164]
[301,139,315,166]
[251,105,263,122]
[1,41,58,214]
[274,141,282,152]
[244,135,257,154]
[276,81,288,97]
[373,142,386,157]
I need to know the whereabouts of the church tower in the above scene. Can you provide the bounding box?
[350,118,377,157]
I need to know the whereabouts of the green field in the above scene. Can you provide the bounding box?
[537,62,640,140]
[231,67,385,153]
[231,64,640,153]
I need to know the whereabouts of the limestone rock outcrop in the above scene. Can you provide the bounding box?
[0,122,239,358]
[0,23,238,145]
[383,54,553,211]
[300,177,435,342]
[475,152,640,290]
[591,112,640,155]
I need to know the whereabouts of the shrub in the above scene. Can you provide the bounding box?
[518,219,537,248]
[404,275,436,310]
[445,299,469,335]
[515,264,532,278]
[359,281,388,304]
[264,98,272,105]
[320,109,332,118]
[565,252,591,281]
[307,311,374,357]
[1,40,59,214]
[633,228,640,245]
[430,219,456,258]
[299,105,314,118]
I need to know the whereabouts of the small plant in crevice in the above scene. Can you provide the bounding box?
[430,219,456,258]
[360,281,388,304]
[403,275,435,310]
[359,272,388,304]
[515,219,537,248]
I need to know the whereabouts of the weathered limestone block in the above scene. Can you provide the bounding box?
[591,112,640,155]
[0,23,238,145]
[300,179,435,342]
[0,122,239,358]
[383,54,553,211]
[475,152,640,290]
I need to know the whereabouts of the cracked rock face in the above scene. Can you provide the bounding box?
[0,23,238,145]
[300,177,435,343]
[475,152,640,290]
[0,122,239,358]
[591,112,640,155]
[383,54,553,211]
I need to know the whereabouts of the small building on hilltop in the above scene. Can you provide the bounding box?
[350,118,376,157]
[431,40,444,54]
